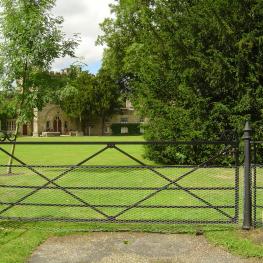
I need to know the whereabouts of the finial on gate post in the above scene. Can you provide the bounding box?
[242,121,252,230]
[243,121,252,139]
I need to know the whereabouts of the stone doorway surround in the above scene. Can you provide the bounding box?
[53,116,62,133]
[32,104,78,136]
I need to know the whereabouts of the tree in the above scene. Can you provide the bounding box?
[94,69,121,136]
[0,0,79,173]
[57,66,122,136]
[98,0,263,164]
[58,66,96,134]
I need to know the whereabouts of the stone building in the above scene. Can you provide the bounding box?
[4,100,144,136]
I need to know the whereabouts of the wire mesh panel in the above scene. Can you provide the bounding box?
[253,142,263,227]
[0,141,239,225]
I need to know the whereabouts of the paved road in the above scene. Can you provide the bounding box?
[28,232,260,263]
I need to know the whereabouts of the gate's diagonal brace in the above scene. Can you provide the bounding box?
[113,145,233,220]
[0,146,110,219]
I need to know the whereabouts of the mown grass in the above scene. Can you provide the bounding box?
[0,136,262,262]
[205,229,263,258]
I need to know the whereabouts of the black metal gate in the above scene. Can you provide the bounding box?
[0,141,239,225]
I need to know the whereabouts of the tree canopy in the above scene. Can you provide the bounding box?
[98,0,263,163]
[56,66,121,135]
[57,66,95,133]
[0,0,79,125]
[93,68,121,135]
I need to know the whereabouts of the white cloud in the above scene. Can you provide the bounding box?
[52,0,115,72]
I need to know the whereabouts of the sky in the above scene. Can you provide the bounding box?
[52,0,115,74]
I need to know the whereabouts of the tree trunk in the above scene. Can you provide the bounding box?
[84,115,89,136]
[6,123,19,174]
[101,115,105,136]
[81,117,86,135]
[79,115,82,133]
[7,61,27,174]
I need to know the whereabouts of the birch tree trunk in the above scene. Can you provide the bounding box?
[6,123,19,174]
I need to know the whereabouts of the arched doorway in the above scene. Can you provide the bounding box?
[22,124,28,136]
[53,116,62,133]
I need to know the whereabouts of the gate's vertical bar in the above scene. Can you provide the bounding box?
[234,139,240,224]
[253,142,257,228]
[242,121,252,230]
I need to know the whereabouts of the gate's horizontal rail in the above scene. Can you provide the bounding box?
[0,185,235,191]
[0,216,234,224]
[0,164,238,169]
[0,140,237,145]
[0,202,235,209]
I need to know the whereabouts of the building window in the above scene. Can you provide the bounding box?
[121,127,128,134]
[104,126,111,134]
[140,117,144,123]
[126,100,134,110]
[7,119,16,131]
[64,121,68,129]
[120,117,128,123]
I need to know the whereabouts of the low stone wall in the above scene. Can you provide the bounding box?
[42,132,60,137]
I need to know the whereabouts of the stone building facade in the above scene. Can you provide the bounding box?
[4,101,143,136]
[31,104,79,137]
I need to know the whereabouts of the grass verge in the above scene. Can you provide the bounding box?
[205,228,263,258]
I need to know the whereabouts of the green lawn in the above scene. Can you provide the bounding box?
[0,136,262,262]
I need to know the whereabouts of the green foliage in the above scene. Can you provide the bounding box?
[93,69,122,135]
[111,123,141,135]
[0,91,17,130]
[0,0,79,125]
[57,66,96,132]
[56,66,122,135]
[99,0,263,164]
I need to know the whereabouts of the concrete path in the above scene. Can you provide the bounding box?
[28,232,260,263]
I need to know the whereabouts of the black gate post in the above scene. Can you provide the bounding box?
[242,121,252,230]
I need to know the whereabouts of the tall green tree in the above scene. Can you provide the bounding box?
[94,69,121,136]
[99,0,263,164]
[0,0,78,172]
[57,66,121,136]
[58,66,96,134]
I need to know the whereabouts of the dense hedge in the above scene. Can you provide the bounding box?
[111,123,142,135]
[144,143,237,165]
